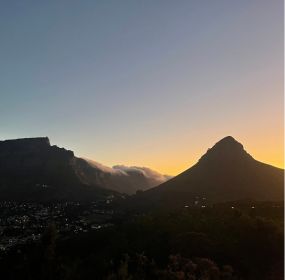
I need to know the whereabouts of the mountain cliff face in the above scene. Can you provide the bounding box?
[0,137,75,186]
[132,136,284,208]
[0,137,169,201]
[0,137,109,201]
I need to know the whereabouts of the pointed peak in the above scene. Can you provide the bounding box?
[199,136,252,163]
[213,136,242,148]
[218,135,238,142]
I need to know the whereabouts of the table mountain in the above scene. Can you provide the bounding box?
[0,137,169,201]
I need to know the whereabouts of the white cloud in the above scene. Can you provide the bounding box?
[85,159,171,182]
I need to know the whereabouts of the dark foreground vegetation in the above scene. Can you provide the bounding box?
[0,202,283,280]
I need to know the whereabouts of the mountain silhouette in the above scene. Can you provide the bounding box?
[0,137,169,201]
[0,137,110,201]
[131,136,284,208]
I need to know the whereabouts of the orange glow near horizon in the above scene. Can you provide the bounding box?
[141,151,284,176]
[82,132,284,176]
[1,0,283,179]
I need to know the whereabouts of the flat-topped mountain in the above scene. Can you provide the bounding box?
[130,136,284,208]
[0,137,102,201]
[0,137,51,148]
[0,137,169,201]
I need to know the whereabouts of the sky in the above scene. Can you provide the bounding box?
[0,0,283,175]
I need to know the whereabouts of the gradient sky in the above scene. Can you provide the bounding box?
[0,0,283,175]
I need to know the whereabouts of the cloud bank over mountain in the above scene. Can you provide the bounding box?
[113,165,172,182]
[84,159,172,194]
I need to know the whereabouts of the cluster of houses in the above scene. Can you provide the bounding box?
[0,200,114,252]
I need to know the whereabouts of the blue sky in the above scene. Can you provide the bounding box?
[0,0,283,174]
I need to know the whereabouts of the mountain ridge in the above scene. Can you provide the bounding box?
[129,136,284,209]
[0,137,170,200]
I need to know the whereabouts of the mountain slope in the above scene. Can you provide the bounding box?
[0,137,112,201]
[0,137,170,201]
[131,136,284,208]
